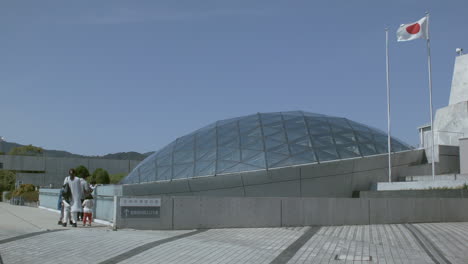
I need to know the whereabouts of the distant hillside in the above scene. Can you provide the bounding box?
[0,141,151,161]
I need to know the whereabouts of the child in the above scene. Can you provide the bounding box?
[60,183,72,227]
[82,195,94,227]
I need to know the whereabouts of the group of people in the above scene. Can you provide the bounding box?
[57,168,96,227]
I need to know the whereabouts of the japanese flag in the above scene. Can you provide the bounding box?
[396,16,428,42]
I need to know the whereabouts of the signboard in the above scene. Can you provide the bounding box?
[120,198,161,219]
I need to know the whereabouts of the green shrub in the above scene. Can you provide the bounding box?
[75,165,90,178]
[0,170,15,193]
[110,173,127,184]
[12,184,36,196]
[19,191,39,202]
[92,168,110,184]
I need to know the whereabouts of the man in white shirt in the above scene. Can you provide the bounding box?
[63,169,82,227]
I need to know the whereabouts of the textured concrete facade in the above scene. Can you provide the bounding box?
[430,54,468,153]
[0,155,140,188]
[111,196,468,229]
[460,138,468,174]
[449,53,468,105]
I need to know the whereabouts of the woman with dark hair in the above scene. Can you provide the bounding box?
[62,168,82,227]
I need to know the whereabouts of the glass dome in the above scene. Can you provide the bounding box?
[122,111,411,184]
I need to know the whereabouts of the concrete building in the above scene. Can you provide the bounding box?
[422,53,468,161]
[0,155,140,188]
[119,111,460,198]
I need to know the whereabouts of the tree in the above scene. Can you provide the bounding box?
[92,168,110,184]
[8,145,43,156]
[0,170,16,199]
[110,173,127,184]
[75,165,90,178]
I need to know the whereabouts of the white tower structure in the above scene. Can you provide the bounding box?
[423,52,468,161]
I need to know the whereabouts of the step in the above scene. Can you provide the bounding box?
[404,174,468,182]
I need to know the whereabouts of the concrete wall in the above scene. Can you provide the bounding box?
[360,189,468,199]
[114,196,468,230]
[0,155,140,188]
[39,188,468,229]
[122,149,440,198]
[460,138,468,174]
[39,188,60,210]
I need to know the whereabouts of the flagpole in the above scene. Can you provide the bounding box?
[425,12,436,180]
[385,28,392,183]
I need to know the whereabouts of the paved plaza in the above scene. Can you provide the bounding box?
[1,202,467,264]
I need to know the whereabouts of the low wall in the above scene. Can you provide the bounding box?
[114,196,468,230]
[39,185,122,222]
[361,189,468,198]
[39,188,60,209]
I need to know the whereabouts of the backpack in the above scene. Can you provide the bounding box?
[62,183,72,201]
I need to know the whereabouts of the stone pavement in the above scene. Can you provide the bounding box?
[1,202,468,264]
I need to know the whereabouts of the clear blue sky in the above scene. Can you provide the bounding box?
[1,0,467,156]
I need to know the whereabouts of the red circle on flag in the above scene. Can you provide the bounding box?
[406,23,421,34]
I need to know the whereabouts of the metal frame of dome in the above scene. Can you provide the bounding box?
[122,111,411,184]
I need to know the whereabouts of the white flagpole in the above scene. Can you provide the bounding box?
[385,28,392,182]
[425,12,436,180]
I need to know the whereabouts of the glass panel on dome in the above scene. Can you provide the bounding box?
[355,131,374,143]
[373,134,388,145]
[307,122,331,135]
[292,137,312,147]
[359,143,377,156]
[261,113,282,124]
[266,152,288,167]
[173,151,194,164]
[327,118,352,131]
[337,144,361,159]
[219,148,241,162]
[243,153,266,168]
[196,148,216,161]
[157,166,172,181]
[273,152,315,168]
[282,111,303,117]
[315,147,339,161]
[333,132,357,144]
[217,116,240,126]
[157,154,172,166]
[265,138,285,150]
[243,127,262,137]
[223,163,261,173]
[173,164,193,179]
[268,144,290,155]
[241,149,262,161]
[240,135,264,150]
[218,122,238,135]
[284,117,305,127]
[286,127,307,141]
[269,158,292,168]
[303,112,326,118]
[348,121,371,132]
[262,124,283,137]
[219,137,239,148]
[196,129,216,148]
[138,161,156,183]
[239,115,259,133]
[290,143,311,155]
[266,132,286,142]
[217,160,239,173]
[292,151,316,163]
[391,140,408,152]
[175,135,194,151]
[312,135,334,147]
[194,161,215,176]
[375,143,388,154]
